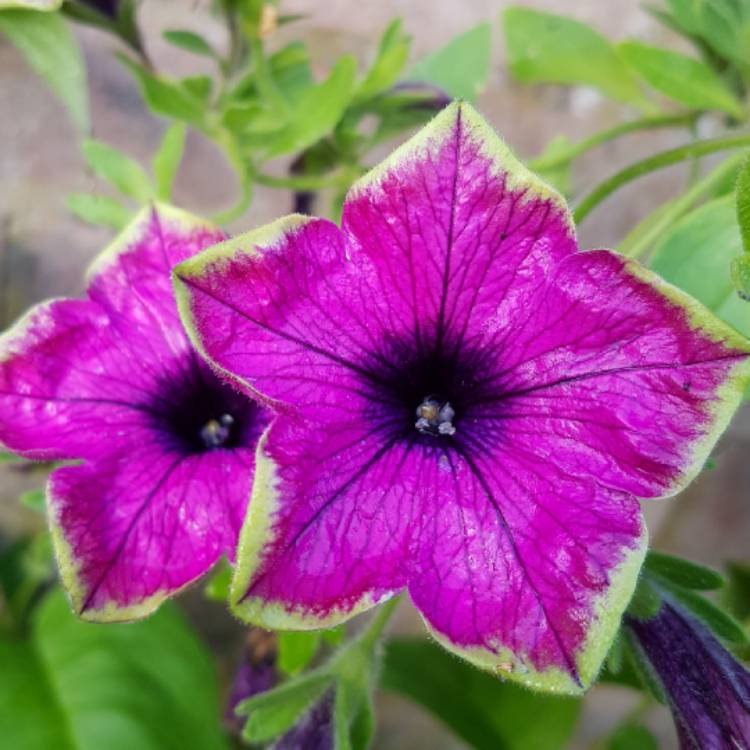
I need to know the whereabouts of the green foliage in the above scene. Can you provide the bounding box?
[82,139,153,202]
[645,550,725,590]
[0,589,229,750]
[18,489,45,513]
[152,123,187,202]
[163,30,217,59]
[119,56,207,128]
[723,561,750,622]
[355,19,410,103]
[608,723,659,750]
[0,8,89,132]
[409,22,491,101]
[626,576,662,620]
[66,193,131,229]
[736,152,750,252]
[669,586,749,644]
[264,55,357,157]
[0,0,60,8]
[277,631,322,676]
[381,638,580,750]
[619,41,745,118]
[650,196,750,338]
[502,7,649,108]
[238,671,333,743]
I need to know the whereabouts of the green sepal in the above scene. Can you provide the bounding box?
[626,576,662,620]
[644,550,725,590]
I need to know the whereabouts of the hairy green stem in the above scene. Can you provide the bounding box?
[574,133,750,224]
[358,596,401,651]
[529,114,697,172]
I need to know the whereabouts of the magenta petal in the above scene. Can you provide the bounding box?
[176,103,750,692]
[0,298,152,460]
[1,204,267,621]
[232,414,416,627]
[49,440,257,620]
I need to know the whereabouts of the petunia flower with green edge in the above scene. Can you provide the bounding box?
[174,102,750,694]
[0,205,268,621]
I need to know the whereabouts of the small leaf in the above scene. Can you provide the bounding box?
[19,489,45,512]
[152,122,186,202]
[619,41,744,118]
[239,672,334,743]
[66,193,131,229]
[0,450,22,463]
[723,561,750,622]
[265,55,357,157]
[82,139,153,202]
[650,196,750,339]
[381,638,580,750]
[277,631,322,676]
[645,550,725,591]
[669,586,749,644]
[163,29,216,58]
[0,8,89,132]
[735,152,750,253]
[119,54,206,127]
[203,558,231,602]
[608,723,659,750]
[502,7,649,108]
[409,22,491,101]
[355,19,410,103]
[626,577,662,620]
[180,75,212,102]
[0,588,230,750]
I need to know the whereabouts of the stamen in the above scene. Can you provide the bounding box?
[415,397,456,436]
[200,413,235,448]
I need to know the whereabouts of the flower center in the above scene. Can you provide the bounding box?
[415,397,456,436]
[199,413,236,449]
[149,359,260,455]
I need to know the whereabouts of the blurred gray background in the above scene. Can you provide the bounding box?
[2,2,748,748]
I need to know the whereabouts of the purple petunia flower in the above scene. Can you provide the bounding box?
[174,103,750,693]
[0,205,268,621]
[625,601,750,748]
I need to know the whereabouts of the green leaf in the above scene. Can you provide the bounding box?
[19,489,45,512]
[65,193,131,229]
[381,638,580,750]
[0,588,230,750]
[626,576,662,620]
[119,55,206,128]
[267,42,313,107]
[735,152,750,253]
[650,196,750,339]
[532,135,573,196]
[731,254,750,301]
[162,29,216,58]
[608,723,659,750]
[265,55,357,157]
[723,561,750,622]
[0,9,89,132]
[0,0,61,8]
[502,7,649,108]
[238,672,334,743]
[277,631,322,676]
[203,558,231,602]
[645,550,725,590]
[669,586,749,644]
[82,139,153,202]
[619,41,744,118]
[152,122,186,202]
[409,22,491,102]
[355,19,410,103]
[0,450,22,463]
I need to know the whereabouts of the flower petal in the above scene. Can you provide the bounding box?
[407,446,646,694]
[476,249,750,498]
[341,101,577,352]
[49,440,258,621]
[0,299,154,460]
[230,414,418,628]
